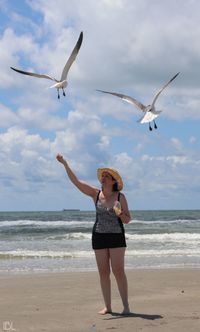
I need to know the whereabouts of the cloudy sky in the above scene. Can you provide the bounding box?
[0,0,200,211]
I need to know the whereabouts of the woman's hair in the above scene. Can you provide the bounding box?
[112,182,119,191]
[110,174,119,191]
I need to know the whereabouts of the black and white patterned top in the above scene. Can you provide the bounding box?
[93,192,124,234]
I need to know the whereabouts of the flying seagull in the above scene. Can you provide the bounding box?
[11,31,83,99]
[97,72,180,131]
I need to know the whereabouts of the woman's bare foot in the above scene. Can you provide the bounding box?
[121,307,131,315]
[98,307,112,315]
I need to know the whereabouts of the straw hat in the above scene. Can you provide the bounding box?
[97,167,123,191]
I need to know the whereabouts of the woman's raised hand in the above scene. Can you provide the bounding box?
[56,154,66,164]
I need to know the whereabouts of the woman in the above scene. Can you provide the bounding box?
[56,154,131,315]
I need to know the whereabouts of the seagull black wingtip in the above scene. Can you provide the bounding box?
[78,31,83,45]
[174,72,180,79]
[10,67,21,73]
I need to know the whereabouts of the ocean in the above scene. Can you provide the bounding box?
[0,210,200,274]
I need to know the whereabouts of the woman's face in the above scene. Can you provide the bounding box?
[101,172,116,187]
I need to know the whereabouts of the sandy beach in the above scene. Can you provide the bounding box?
[0,269,199,332]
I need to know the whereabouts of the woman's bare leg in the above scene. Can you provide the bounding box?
[94,249,112,314]
[110,247,130,314]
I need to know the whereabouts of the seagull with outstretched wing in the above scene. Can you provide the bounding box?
[11,31,83,99]
[97,72,180,130]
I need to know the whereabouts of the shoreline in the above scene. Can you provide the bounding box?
[1,261,200,276]
[1,264,200,277]
[0,268,199,331]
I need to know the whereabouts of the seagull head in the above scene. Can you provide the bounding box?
[146,105,153,112]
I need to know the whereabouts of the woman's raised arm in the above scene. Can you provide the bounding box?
[56,154,99,200]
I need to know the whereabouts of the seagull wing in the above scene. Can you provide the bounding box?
[60,31,83,81]
[96,89,146,112]
[151,72,180,107]
[10,67,58,82]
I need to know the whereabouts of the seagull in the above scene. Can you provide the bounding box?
[97,72,180,131]
[11,31,83,99]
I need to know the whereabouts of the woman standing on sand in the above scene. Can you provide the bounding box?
[56,154,131,315]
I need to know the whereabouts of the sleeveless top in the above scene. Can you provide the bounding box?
[93,191,125,234]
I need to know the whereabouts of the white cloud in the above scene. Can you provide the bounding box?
[0,103,19,127]
[0,28,37,88]
[0,105,113,193]
[124,150,200,209]
[170,137,183,152]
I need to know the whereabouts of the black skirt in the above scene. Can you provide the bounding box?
[92,232,126,250]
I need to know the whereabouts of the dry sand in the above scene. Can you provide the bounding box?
[0,269,199,332]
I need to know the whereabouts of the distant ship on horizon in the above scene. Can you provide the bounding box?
[62,209,80,212]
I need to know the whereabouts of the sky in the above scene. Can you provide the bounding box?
[0,0,200,211]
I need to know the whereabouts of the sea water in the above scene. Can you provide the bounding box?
[0,210,200,273]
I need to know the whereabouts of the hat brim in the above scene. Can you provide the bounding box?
[97,167,123,191]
